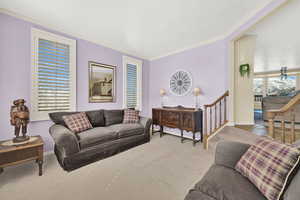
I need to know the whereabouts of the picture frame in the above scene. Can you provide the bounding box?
[88,61,116,103]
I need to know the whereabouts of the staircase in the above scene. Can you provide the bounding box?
[267,93,300,143]
[203,91,229,149]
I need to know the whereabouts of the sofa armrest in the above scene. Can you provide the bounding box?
[49,124,80,157]
[139,116,152,136]
[215,141,250,169]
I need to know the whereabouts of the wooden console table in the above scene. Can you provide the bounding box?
[152,106,203,146]
[0,135,44,176]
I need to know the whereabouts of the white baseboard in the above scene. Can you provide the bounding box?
[227,121,235,126]
[44,150,54,156]
[235,122,255,125]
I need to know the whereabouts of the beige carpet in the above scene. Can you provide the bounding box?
[0,126,260,200]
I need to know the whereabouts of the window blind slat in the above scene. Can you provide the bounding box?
[36,38,71,113]
[126,64,137,108]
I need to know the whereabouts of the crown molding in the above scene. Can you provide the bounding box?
[1,0,288,61]
[149,35,226,61]
[149,0,288,61]
[0,8,149,61]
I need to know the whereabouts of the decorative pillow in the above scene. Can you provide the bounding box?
[123,109,140,124]
[63,112,93,133]
[235,137,300,200]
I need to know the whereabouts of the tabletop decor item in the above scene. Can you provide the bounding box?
[10,99,30,143]
[193,87,201,110]
[239,64,250,77]
[89,61,116,103]
[169,70,192,96]
[160,88,166,107]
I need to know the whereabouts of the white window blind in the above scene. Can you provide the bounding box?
[123,56,142,110]
[126,64,138,108]
[31,28,76,121]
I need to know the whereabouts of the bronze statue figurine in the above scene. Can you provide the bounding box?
[10,99,30,143]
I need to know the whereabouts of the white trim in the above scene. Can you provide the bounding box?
[0,8,148,61]
[150,36,225,61]
[228,0,288,125]
[122,56,143,111]
[149,0,289,61]
[0,1,288,61]
[235,122,255,125]
[30,28,77,121]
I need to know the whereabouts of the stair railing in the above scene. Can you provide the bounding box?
[267,93,300,143]
[203,91,229,149]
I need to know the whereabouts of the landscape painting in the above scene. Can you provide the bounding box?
[89,61,116,103]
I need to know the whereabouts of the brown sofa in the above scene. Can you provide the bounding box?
[49,109,152,171]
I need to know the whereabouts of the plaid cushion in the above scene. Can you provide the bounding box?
[235,137,300,200]
[63,112,93,133]
[123,109,139,124]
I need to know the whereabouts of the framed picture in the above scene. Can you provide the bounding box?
[88,61,116,103]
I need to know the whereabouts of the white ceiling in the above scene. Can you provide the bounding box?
[248,0,300,73]
[1,0,274,60]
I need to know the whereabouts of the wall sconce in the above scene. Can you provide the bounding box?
[193,88,201,110]
[160,89,166,107]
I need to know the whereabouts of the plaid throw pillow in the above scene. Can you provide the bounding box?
[123,109,139,124]
[63,112,93,133]
[235,137,300,200]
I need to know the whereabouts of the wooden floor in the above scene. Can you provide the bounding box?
[235,120,267,136]
[235,120,300,144]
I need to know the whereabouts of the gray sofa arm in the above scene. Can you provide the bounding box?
[140,116,152,136]
[215,141,250,169]
[49,124,80,157]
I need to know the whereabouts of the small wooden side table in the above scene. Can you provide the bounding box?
[0,135,44,176]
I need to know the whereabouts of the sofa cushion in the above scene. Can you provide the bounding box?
[104,110,124,126]
[123,109,140,124]
[63,112,93,133]
[193,165,267,200]
[85,110,105,127]
[49,111,79,127]
[235,137,300,200]
[108,124,144,138]
[77,127,118,149]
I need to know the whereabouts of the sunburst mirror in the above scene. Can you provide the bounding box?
[169,70,192,96]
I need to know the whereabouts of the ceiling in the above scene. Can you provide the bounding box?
[1,0,274,60]
[248,0,300,73]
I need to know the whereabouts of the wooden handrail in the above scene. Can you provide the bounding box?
[203,90,229,149]
[266,93,300,143]
[204,91,229,107]
[267,93,300,116]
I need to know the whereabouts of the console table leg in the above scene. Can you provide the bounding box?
[160,126,164,137]
[0,167,3,174]
[38,160,43,176]
[181,130,184,143]
[193,132,196,146]
[200,132,203,142]
[151,124,154,135]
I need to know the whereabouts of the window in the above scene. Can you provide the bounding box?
[267,76,296,96]
[253,78,264,95]
[123,56,142,110]
[31,28,76,121]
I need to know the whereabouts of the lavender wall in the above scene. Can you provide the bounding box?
[149,41,227,108]
[149,41,227,138]
[0,13,150,151]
